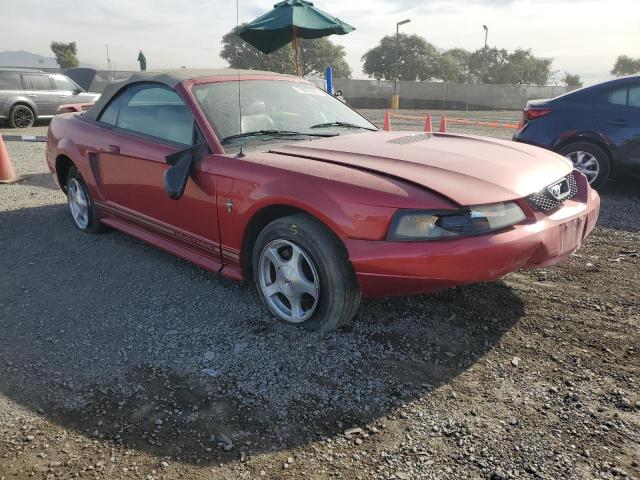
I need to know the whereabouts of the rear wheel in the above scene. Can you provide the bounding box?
[9,104,35,128]
[559,142,610,189]
[66,166,105,233]
[252,214,361,332]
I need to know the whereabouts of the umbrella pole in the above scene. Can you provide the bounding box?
[291,26,300,76]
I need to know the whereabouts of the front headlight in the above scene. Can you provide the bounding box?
[388,201,525,241]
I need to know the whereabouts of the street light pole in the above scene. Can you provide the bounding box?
[394,19,411,95]
[392,19,411,109]
[480,25,488,84]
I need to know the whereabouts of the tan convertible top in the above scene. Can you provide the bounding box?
[83,68,290,121]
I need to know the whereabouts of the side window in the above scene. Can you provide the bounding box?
[608,87,627,106]
[98,91,129,126]
[115,85,194,145]
[628,86,640,108]
[23,74,53,91]
[52,75,78,91]
[0,73,22,90]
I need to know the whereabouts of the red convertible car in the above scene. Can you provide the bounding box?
[46,69,600,332]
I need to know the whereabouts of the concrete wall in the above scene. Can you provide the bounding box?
[333,78,575,110]
[24,66,573,109]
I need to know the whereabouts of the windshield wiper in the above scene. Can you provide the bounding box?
[221,130,336,144]
[310,121,377,131]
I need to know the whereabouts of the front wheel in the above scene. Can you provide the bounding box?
[559,142,610,190]
[252,214,361,332]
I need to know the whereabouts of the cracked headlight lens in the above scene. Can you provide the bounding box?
[388,202,525,241]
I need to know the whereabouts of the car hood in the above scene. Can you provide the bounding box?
[268,131,573,205]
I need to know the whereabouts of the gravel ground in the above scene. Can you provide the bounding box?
[1,115,639,480]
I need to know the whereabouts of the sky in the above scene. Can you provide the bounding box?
[3,0,639,85]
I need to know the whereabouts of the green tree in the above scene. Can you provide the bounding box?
[436,48,472,82]
[611,55,640,76]
[469,47,551,85]
[50,41,79,69]
[298,38,351,78]
[469,47,506,83]
[220,27,351,77]
[562,72,582,87]
[361,33,440,82]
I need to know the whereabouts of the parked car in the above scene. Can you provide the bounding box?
[46,69,600,332]
[514,75,640,189]
[0,68,100,128]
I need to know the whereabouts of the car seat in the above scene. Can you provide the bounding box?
[241,101,276,132]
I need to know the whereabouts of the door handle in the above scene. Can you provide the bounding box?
[106,145,120,154]
[606,119,628,127]
[60,95,70,98]
[27,94,37,98]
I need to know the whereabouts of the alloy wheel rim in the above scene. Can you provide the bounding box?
[14,107,34,128]
[565,150,599,183]
[67,178,90,229]
[258,239,320,323]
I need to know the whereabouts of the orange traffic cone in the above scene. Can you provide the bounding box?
[424,113,432,133]
[439,115,447,133]
[383,111,391,131]
[0,134,24,184]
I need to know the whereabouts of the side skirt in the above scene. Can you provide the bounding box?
[100,217,224,274]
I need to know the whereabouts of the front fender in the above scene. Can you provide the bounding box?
[216,172,378,260]
[245,178,379,241]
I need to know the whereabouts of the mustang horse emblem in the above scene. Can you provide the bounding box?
[547,178,571,201]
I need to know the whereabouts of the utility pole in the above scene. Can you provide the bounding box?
[480,25,488,84]
[105,44,111,81]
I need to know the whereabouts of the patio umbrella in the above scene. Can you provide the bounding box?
[238,0,354,76]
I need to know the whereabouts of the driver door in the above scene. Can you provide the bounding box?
[51,74,81,108]
[94,83,221,263]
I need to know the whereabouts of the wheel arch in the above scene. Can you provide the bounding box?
[240,203,349,282]
[53,137,89,193]
[554,133,618,175]
[9,99,39,118]
[55,154,76,192]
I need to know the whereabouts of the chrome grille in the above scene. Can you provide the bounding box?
[527,173,578,212]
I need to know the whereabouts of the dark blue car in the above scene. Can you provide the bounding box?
[514,75,640,189]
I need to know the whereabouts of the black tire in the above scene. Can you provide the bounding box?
[252,214,361,332]
[559,142,610,190]
[9,104,35,128]
[65,166,105,234]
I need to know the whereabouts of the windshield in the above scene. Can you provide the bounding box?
[193,80,376,143]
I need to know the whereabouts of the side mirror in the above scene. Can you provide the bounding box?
[163,143,207,200]
[334,90,343,97]
[73,87,83,94]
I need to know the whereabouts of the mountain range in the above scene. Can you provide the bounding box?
[0,50,94,69]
